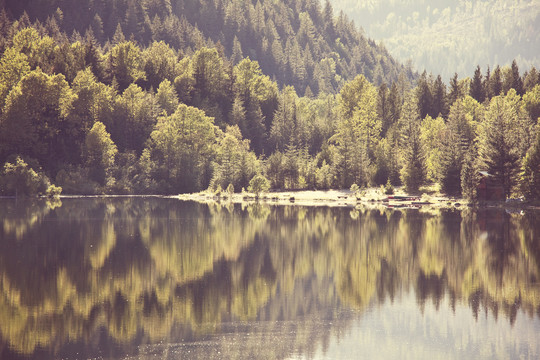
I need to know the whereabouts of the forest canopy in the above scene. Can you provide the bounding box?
[0,1,539,200]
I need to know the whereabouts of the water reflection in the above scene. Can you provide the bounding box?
[0,198,539,359]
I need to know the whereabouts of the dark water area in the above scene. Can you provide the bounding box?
[0,197,539,359]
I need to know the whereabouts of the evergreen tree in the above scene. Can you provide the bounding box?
[377,83,391,137]
[520,127,540,200]
[399,93,425,193]
[461,144,480,201]
[523,67,540,92]
[416,71,432,119]
[489,65,503,98]
[469,65,486,104]
[523,84,540,123]
[503,60,523,96]
[478,94,522,198]
[388,82,402,127]
[432,75,448,118]
[438,127,463,196]
[448,72,461,108]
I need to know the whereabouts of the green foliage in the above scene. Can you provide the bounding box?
[0,156,50,197]
[112,84,158,154]
[212,125,259,192]
[84,121,118,186]
[399,93,426,193]
[142,103,216,193]
[420,115,445,182]
[523,85,540,123]
[315,160,333,190]
[156,79,179,116]
[438,128,464,197]
[142,41,178,90]
[332,75,379,188]
[329,0,540,82]
[0,68,76,169]
[45,184,62,198]
[248,174,270,198]
[270,86,298,151]
[478,92,526,198]
[0,47,30,110]
[108,41,145,91]
[520,128,540,201]
[0,8,537,198]
[384,179,394,195]
[461,145,480,201]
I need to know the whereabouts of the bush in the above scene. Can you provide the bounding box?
[226,183,234,196]
[46,184,62,197]
[248,174,270,198]
[384,179,395,195]
[0,156,50,197]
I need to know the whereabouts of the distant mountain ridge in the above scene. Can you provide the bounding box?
[328,0,540,80]
[3,0,415,94]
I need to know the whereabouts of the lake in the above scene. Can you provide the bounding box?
[0,197,539,359]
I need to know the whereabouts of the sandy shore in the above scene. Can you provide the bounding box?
[175,188,466,209]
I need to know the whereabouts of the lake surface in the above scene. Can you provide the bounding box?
[0,197,539,360]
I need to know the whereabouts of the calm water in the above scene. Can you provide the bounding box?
[0,197,539,360]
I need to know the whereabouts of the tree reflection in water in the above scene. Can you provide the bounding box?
[0,198,538,359]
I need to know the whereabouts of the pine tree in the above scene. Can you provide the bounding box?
[461,144,480,201]
[478,95,522,199]
[399,93,425,193]
[470,65,486,103]
[503,60,523,96]
[388,82,401,126]
[377,83,391,136]
[438,127,463,196]
[448,73,461,108]
[489,65,503,98]
[432,75,448,118]
[520,127,540,200]
[416,71,432,119]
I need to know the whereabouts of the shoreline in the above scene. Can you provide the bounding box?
[2,189,538,210]
[175,189,539,211]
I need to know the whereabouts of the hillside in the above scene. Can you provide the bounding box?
[329,0,540,80]
[0,0,539,200]
[2,0,414,95]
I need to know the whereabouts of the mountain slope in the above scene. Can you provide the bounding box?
[329,0,540,80]
[3,0,415,94]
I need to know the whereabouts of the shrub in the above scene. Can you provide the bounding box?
[248,174,270,198]
[384,179,395,195]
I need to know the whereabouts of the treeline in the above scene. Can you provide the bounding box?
[0,13,540,200]
[2,0,411,95]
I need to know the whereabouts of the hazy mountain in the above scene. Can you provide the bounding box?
[329,0,540,80]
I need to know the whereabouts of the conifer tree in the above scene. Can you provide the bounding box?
[432,75,448,118]
[448,73,461,108]
[399,93,425,193]
[416,71,432,119]
[470,65,486,104]
[520,127,540,200]
[489,65,503,98]
[478,94,522,198]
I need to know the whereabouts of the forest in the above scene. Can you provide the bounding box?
[329,0,540,81]
[0,0,539,201]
